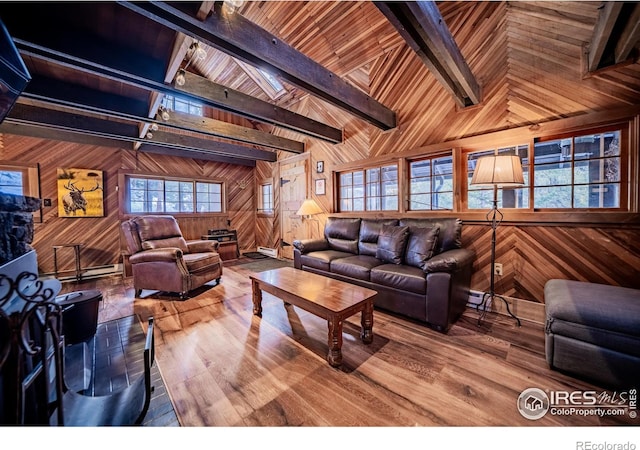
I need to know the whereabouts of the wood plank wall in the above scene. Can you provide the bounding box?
[244,1,640,308]
[0,134,257,275]
[2,1,639,312]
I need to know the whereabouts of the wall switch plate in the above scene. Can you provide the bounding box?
[494,263,503,276]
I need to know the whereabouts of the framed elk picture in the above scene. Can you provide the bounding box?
[57,168,104,217]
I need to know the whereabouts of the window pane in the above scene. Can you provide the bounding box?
[353,198,364,211]
[410,160,431,178]
[433,192,453,210]
[534,163,572,187]
[574,184,619,208]
[468,189,493,210]
[410,194,431,210]
[534,186,572,208]
[382,196,397,211]
[0,170,24,195]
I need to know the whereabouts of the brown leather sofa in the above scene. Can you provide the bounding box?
[121,215,222,299]
[293,217,474,331]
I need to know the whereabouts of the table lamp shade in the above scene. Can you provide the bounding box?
[296,198,323,216]
[470,155,524,187]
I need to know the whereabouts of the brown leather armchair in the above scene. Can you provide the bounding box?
[121,215,222,299]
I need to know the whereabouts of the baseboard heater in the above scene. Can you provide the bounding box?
[256,246,278,258]
[467,289,492,311]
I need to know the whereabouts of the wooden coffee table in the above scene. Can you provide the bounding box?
[250,267,377,367]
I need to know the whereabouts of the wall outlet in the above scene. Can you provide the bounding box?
[494,263,503,276]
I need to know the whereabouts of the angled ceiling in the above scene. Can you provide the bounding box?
[0,1,638,166]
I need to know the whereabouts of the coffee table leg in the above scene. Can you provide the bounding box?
[361,300,373,344]
[327,316,343,367]
[252,279,263,317]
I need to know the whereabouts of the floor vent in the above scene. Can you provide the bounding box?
[257,246,278,258]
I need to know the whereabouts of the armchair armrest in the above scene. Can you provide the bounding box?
[129,248,183,264]
[423,248,475,273]
[293,238,329,254]
[187,240,219,253]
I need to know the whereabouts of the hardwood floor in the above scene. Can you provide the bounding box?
[58,260,636,428]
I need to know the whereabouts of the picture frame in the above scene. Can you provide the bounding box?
[316,160,324,173]
[315,178,326,195]
[57,168,104,217]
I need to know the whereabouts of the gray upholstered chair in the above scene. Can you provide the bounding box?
[121,215,222,299]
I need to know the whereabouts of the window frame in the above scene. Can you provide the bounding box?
[329,107,638,224]
[407,152,455,212]
[463,144,531,212]
[257,179,274,217]
[531,124,628,212]
[337,162,399,212]
[119,171,226,218]
[0,161,41,221]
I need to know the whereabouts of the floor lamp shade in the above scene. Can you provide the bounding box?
[296,198,323,217]
[471,155,524,187]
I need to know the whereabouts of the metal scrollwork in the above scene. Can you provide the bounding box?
[0,271,62,368]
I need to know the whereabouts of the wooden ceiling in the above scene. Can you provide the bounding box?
[0,1,638,166]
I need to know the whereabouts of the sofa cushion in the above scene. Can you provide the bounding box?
[376,225,409,264]
[331,255,384,281]
[370,264,427,294]
[358,219,399,256]
[400,218,462,254]
[405,226,440,270]
[325,217,361,254]
[300,250,354,272]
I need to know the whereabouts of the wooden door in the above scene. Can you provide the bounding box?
[279,156,308,260]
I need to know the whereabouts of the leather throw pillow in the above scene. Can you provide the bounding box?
[376,225,410,264]
[404,226,440,270]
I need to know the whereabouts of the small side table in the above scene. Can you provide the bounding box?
[53,243,84,282]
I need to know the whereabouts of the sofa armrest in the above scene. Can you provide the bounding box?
[292,238,329,254]
[130,247,183,264]
[187,240,219,253]
[423,248,475,273]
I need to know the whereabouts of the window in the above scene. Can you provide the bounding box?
[467,145,530,210]
[338,164,398,212]
[0,168,24,195]
[162,95,203,116]
[0,162,39,198]
[126,175,223,214]
[259,182,273,213]
[533,129,622,209]
[409,154,453,210]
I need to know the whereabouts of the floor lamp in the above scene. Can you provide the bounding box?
[296,198,323,237]
[470,155,524,326]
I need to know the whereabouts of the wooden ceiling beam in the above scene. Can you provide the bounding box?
[137,143,255,167]
[167,110,304,153]
[117,1,396,130]
[374,1,481,108]
[175,71,341,143]
[15,39,342,143]
[5,104,276,162]
[614,3,640,64]
[22,75,304,153]
[587,2,624,72]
